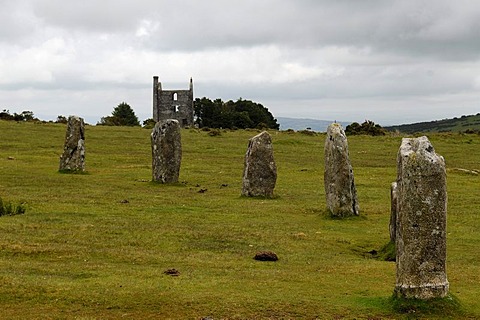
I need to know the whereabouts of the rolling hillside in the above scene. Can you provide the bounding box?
[277,117,350,132]
[386,113,480,133]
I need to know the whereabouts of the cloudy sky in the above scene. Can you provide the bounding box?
[1,0,480,125]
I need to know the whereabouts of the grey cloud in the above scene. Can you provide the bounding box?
[136,0,480,61]
[11,0,480,62]
[31,0,156,33]
[0,1,38,43]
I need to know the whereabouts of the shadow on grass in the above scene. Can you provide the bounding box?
[303,207,368,220]
[390,294,465,319]
[149,181,188,188]
[357,295,466,319]
[238,191,280,200]
[58,169,89,175]
[359,241,395,262]
[323,209,368,221]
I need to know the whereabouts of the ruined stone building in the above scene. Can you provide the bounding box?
[153,76,194,127]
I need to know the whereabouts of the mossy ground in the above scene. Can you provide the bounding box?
[390,294,464,319]
[0,121,479,319]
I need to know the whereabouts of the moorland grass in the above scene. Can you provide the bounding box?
[0,120,479,319]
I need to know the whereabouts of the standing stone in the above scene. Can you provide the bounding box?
[390,182,398,243]
[242,131,277,197]
[324,123,359,217]
[151,119,182,183]
[59,115,85,172]
[394,136,448,299]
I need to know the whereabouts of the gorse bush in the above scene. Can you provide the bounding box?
[0,197,26,217]
[346,120,386,136]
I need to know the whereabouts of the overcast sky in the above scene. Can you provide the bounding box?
[1,0,480,125]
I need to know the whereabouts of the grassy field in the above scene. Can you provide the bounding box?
[0,120,479,319]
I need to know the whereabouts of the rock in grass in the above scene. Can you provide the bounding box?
[163,268,180,276]
[151,119,182,183]
[59,115,85,172]
[394,136,449,299]
[254,251,279,261]
[324,123,359,217]
[242,131,277,197]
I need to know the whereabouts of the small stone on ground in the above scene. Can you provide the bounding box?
[254,251,279,261]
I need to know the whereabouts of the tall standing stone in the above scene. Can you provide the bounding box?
[59,115,85,172]
[242,131,277,197]
[151,119,182,183]
[394,136,449,299]
[324,123,359,217]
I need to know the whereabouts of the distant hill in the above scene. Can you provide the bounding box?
[385,113,480,133]
[277,117,350,132]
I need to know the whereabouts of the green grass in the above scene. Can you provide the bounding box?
[0,120,479,319]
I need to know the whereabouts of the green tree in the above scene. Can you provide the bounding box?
[98,102,140,126]
[194,97,279,130]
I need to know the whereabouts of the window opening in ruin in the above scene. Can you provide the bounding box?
[173,92,178,101]
[174,105,179,113]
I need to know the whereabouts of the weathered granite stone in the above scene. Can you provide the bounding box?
[390,181,398,243]
[151,119,182,183]
[394,136,449,299]
[59,115,85,172]
[324,123,359,216]
[242,131,277,197]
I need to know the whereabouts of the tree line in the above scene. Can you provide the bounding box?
[194,97,279,130]
[98,98,279,130]
[3,97,280,130]
[0,110,38,122]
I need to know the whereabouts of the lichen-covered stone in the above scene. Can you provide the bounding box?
[324,123,359,217]
[151,119,182,183]
[394,136,449,299]
[242,131,277,197]
[390,181,398,243]
[59,115,85,172]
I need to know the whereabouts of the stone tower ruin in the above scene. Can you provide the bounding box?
[153,76,194,127]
